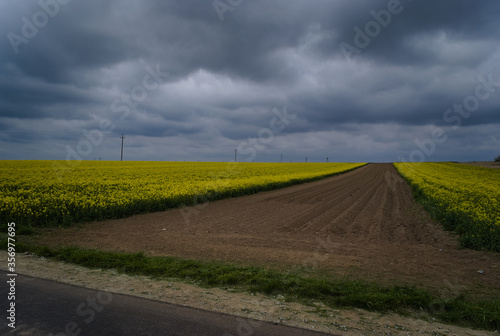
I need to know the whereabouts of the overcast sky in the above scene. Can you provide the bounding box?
[1,0,499,163]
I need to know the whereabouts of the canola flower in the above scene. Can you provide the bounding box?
[394,162,500,252]
[0,160,365,228]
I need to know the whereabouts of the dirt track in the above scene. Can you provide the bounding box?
[462,161,500,169]
[39,163,500,296]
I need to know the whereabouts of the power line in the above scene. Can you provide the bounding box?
[120,134,125,161]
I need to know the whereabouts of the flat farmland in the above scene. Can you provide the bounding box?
[0,161,364,227]
[36,163,500,297]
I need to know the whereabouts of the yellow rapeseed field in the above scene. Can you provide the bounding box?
[0,160,364,228]
[394,162,500,251]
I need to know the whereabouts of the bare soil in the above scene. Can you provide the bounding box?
[462,161,500,169]
[35,163,500,298]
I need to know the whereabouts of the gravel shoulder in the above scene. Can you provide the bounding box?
[1,251,495,336]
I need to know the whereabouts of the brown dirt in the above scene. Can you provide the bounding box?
[36,163,500,297]
[462,161,500,169]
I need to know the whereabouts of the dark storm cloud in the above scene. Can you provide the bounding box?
[0,0,499,161]
[330,1,500,64]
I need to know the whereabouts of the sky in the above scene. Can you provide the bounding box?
[1,0,499,163]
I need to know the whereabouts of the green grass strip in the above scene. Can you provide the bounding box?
[4,240,499,331]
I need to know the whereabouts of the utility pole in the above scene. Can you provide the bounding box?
[120,134,125,161]
[234,149,237,162]
[280,154,283,163]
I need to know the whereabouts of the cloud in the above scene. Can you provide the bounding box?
[0,0,499,162]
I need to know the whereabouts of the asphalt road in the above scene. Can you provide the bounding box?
[1,270,336,336]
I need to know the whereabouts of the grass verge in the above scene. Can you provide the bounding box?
[2,238,499,331]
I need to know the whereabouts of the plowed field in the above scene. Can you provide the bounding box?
[39,164,500,296]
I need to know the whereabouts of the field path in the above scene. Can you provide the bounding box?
[41,163,500,295]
